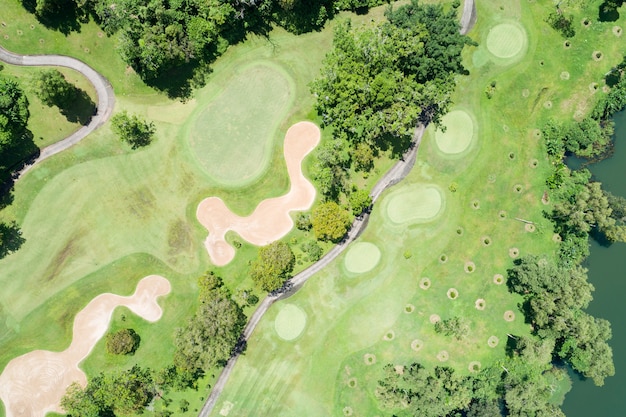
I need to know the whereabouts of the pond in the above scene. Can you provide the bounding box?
[562,109,626,415]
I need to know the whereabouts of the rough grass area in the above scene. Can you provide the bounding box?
[434,109,475,154]
[188,63,294,186]
[274,304,307,341]
[383,184,444,224]
[344,242,381,274]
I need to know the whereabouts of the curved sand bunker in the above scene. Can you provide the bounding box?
[435,110,474,154]
[274,303,307,341]
[385,184,443,225]
[486,23,526,59]
[344,242,381,274]
[0,275,171,417]
[197,121,320,266]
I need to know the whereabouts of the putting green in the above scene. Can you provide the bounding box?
[344,242,381,274]
[384,184,443,225]
[189,63,294,186]
[486,23,526,59]
[435,110,474,154]
[274,304,307,341]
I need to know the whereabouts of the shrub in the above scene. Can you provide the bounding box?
[105,328,140,355]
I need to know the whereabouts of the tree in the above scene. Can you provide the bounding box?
[434,316,469,340]
[0,78,29,149]
[377,363,474,416]
[174,273,246,371]
[311,201,351,242]
[0,222,25,259]
[61,365,156,416]
[111,111,156,149]
[105,328,140,355]
[349,188,372,215]
[34,69,76,108]
[250,241,295,291]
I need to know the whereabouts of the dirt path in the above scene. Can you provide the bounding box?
[0,45,115,178]
[0,275,170,417]
[197,122,320,266]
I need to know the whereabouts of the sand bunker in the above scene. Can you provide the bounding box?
[0,275,171,417]
[435,110,474,154]
[344,242,381,274]
[486,23,526,59]
[274,303,307,341]
[197,121,320,266]
[385,184,443,225]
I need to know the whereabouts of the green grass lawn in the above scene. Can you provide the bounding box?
[0,8,337,417]
[1,63,98,148]
[207,1,626,415]
[0,0,624,416]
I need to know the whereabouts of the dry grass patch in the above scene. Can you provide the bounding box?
[504,310,516,322]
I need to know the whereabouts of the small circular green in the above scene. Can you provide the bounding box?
[385,185,443,225]
[344,242,381,274]
[486,23,526,59]
[435,110,474,154]
[274,304,307,341]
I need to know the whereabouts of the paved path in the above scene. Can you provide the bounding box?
[199,124,426,416]
[198,1,477,413]
[0,45,115,178]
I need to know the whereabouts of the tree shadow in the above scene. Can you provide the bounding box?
[374,132,413,158]
[59,88,96,125]
[20,0,83,35]
[0,221,25,259]
[599,1,623,22]
[144,60,213,102]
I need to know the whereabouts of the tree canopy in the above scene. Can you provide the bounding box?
[250,241,295,292]
[111,111,156,149]
[311,201,351,242]
[174,272,246,371]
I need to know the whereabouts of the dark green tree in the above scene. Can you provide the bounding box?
[111,111,156,149]
[174,273,246,371]
[34,69,75,108]
[0,78,29,149]
[105,328,140,355]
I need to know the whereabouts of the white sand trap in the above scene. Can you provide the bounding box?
[344,242,381,274]
[385,184,443,225]
[486,23,526,59]
[274,303,307,341]
[197,121,320,266]
[435,110,474,154]
[0,275,171,417]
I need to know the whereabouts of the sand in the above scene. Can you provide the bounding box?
[0,275,171,417]
[197,121,320,266]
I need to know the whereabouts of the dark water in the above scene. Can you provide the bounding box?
[561,110,626,416]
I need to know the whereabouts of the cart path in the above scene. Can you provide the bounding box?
[199,1,476,413]
[0,45,115,178]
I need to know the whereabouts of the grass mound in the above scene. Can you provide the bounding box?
[384,184,443,225]
[344,242,381,274]
[486,23,527,59]
[188,63,294,186]
[274,303,307,341]
[434,110,474,154]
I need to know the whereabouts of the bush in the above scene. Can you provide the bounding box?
[105,328,140,355]
[111,111,156,149]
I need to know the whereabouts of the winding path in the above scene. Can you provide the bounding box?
[199,1,476,414]
[0,45,115,177]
